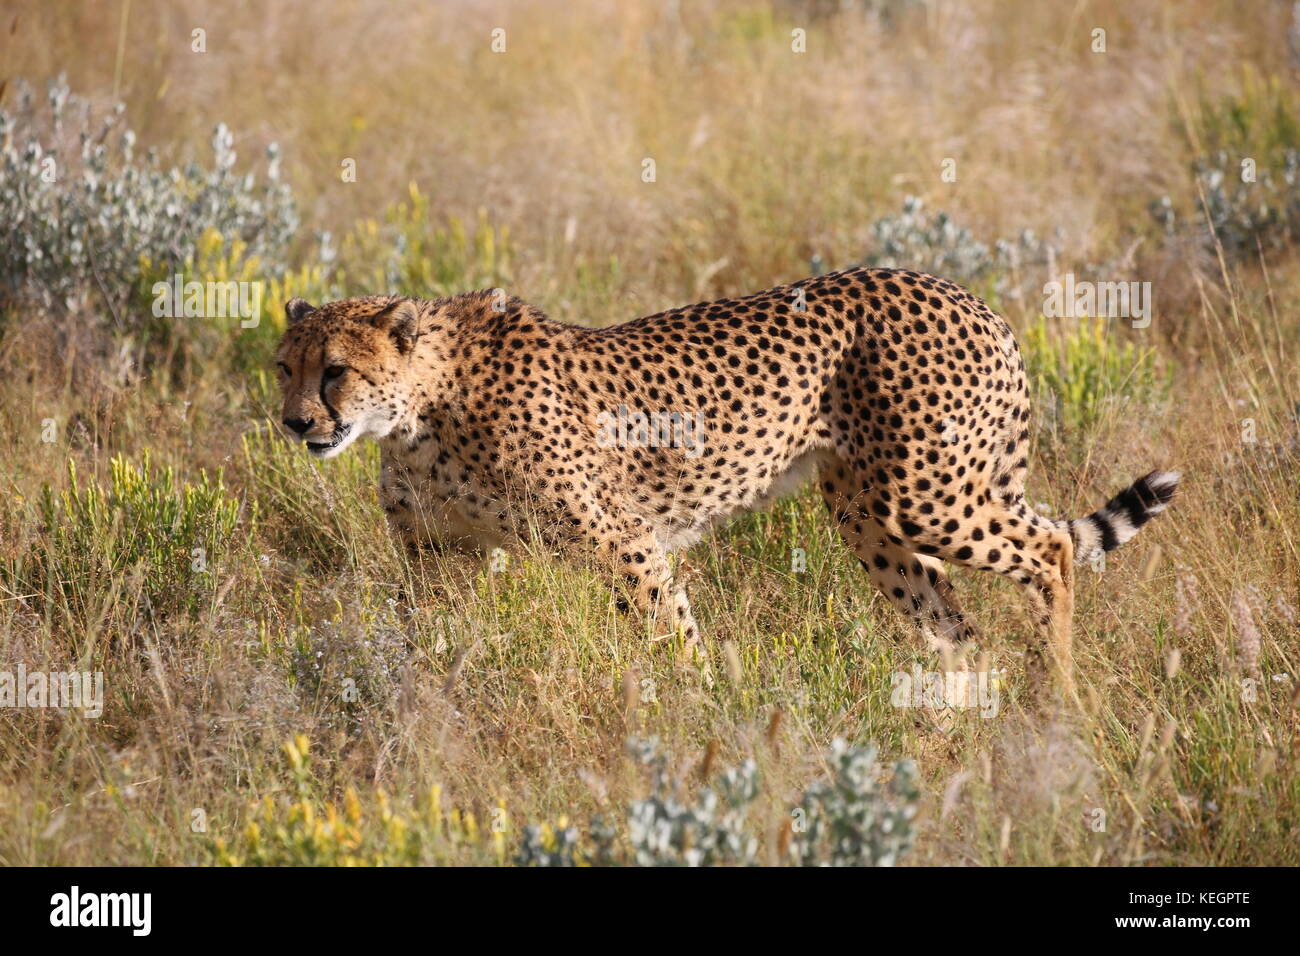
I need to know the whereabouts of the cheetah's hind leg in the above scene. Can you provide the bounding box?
[819,459,978,655]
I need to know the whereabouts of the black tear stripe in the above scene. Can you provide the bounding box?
[317,340,343,421]
[320,382,343,427]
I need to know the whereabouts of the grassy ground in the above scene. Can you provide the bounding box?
[0,0,1297,865]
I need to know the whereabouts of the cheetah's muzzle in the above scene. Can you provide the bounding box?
[273,269,1181,698]
[305,423,350,456]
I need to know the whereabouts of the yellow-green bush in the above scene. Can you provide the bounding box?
[136,229,336,374]
[1021,314,1169,443]
[213,736,509,866]
[14,453,249,625]
[338,183,512,299]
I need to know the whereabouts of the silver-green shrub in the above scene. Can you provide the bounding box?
[0,77,296,318]
[513,737,919,867]
[290,613,413,730]
[862,196,1059,296]
[514,815,618,867]
[864,195,995,281]
[790,739,919,866]
[513,822,583,867]
[1152,149,1300,261]
[625,737,761,867]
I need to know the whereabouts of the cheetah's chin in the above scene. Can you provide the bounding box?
[305,424,353,458]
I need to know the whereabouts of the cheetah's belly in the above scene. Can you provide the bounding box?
[380,453,508,555]
[655,446,834,552]
[411,489,507,554]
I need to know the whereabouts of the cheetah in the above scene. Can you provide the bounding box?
[274,267,1178,693]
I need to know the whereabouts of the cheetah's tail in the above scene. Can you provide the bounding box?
[1062,470,1180,564]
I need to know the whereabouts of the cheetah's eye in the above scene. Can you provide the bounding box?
[276,362,291,377]
[323,365,347,381]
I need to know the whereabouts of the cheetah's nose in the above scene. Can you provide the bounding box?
[283,416,314,435]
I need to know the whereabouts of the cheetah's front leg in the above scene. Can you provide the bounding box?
[379,474,425,553]
[599,524,701,660]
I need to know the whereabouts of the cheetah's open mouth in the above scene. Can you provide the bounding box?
[305,423,351,455]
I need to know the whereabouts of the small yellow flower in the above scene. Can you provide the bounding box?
[344,787,362,825]
[428,784,443,823]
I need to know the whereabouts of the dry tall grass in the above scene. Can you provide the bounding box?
[0,0,1296,865]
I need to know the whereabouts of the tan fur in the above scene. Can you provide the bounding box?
[275,268,1177,691]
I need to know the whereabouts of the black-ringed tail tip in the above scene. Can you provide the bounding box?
[1064,470,1181,562]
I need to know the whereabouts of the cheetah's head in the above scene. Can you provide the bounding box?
[274,296,424,458]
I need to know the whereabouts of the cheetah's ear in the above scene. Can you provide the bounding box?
[285,298,315,325]
[372,299,421,354]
